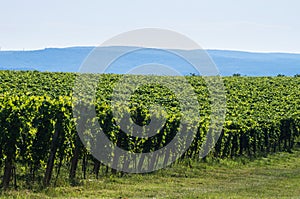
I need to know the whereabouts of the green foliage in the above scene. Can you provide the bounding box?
[0,70,299,188]
[294,74,300,77]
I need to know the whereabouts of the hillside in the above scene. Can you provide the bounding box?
[0,47,300,76]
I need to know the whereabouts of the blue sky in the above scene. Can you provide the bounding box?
[0,0,299,52]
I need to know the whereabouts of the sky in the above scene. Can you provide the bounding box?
[0,0,299,53]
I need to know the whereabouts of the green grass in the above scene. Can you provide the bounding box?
[1,148,300,199]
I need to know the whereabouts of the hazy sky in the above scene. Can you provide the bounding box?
[0,0,299,52]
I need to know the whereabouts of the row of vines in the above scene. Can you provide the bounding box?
[0,70,299,189]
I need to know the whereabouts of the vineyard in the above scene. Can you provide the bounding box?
[0,70,299,189]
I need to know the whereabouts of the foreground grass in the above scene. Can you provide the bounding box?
[1,148,300,199]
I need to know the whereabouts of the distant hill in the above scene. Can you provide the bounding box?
[0,46,300,76]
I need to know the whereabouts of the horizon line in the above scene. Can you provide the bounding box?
[1,45,300,55]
